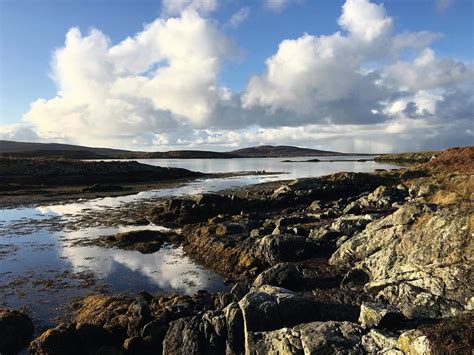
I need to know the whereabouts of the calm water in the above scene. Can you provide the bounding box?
[0,157,400,329]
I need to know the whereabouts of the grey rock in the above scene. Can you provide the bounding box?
[330,204,473,319]
[238,285,319,333]
[246,321,363,355]
[358,302,404,328]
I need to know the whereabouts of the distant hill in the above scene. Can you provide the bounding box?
[230,145,344,157]
[148,150,239,159]
[0,140,349,159]
[0,140,132,155]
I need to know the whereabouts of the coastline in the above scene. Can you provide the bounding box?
[1,146,473,354]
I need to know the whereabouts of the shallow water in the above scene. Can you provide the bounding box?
[0,156,400,328]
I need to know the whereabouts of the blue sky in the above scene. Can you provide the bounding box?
[0,0,473,152]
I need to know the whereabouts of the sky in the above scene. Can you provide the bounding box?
[0,0,473,152]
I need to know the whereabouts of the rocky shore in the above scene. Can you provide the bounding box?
[374,151,439,164]
[1,146,473,354]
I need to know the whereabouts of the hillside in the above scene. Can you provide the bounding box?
[0,140,347,159]
[230,145,344,157]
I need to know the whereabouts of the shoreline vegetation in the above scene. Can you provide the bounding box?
[0,145,472,354]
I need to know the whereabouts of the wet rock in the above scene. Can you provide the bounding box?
[330,204,472,319]
[73,295,131,338]
[0,308,34,355]
[246,321,363,355]
[149,193,246,226]
[358,302,404,328]
[238,285,320,333]
[29,324,83,355]
[252,263,305,291]
[182,223,262,280]
[102,229,182,253]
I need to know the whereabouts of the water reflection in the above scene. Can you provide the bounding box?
[0,156,401,326]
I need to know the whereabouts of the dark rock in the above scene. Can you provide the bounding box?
[238,285,320,332]
[82,184,124,193]
[343,201,363,214]
[230,282,250,302]
[252,263,305,291]
[29,323,83,355]
[103,229,182,254]
[256,234,321,264]
[0,308,34,355]
[341,268,370,290]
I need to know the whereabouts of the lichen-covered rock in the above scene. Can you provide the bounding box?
[396,329,436,355]
[358,302,404,328]
[0,308,34,355]
[330,203,473,319]
[246,321,363,355]
[361,329,399,353]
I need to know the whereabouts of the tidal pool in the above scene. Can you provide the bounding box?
[0,157,401,329]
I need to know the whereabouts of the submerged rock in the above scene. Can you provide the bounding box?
[101,229,182,253]
[0,308,34,355]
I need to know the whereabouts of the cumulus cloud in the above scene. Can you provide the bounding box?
[0,124,40,142]
[22,9,236,146]
[7,0,473,152]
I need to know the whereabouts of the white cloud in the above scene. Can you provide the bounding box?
[0,124,40,142]
[4,0,471,152]
[385,48,473,91]
[228,7,250,28]
[338,0,393,42]
[22,9,236,146]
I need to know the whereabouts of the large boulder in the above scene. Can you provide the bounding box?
[256,234,321,265]
[238,285,320,333]
[246,321,364,355]
[0,308,34,355]
[330,203,473,319]
[252,263,305,291]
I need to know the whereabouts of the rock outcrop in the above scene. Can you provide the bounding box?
[0,308,34,354]
[330,203,473,319]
